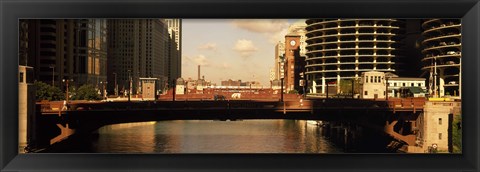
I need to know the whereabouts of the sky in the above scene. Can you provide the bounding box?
[181,19,305,86]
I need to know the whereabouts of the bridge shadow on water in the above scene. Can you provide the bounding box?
[31,98,416,153]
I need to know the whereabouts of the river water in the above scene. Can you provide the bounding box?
[87,120,344,153]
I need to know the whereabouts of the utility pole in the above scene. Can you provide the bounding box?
[385,77,389,100]
[434,57,438,98]
[172,79,176,101]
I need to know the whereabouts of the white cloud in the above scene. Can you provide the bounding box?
[184,55,210,66]
[197,43,217,51]
[220,62,231,69]
[231,19,290,44]
[233,39,259,58]
[232,19,289,33]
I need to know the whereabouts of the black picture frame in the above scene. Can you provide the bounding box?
[1,0,479,171]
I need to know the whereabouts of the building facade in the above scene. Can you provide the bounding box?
[305,19,405,95]
[360,71,386,99]
[284,34,306,92]
[387,76,426,98]
[167,28,181,86]
[287,22,308,56]
[165,19,182,78]
[421,19,461,98]
[20,19,107,89]
[274,41,285,80]
[107,19,171,95]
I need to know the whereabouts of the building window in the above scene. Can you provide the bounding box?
[403,83,406,87]
[411,83,414,86]
[384,91,386,95]
[439,118,442,125]
[418,83,422,87]
[364,91,368,95]
[19,72,24,83]
[439,133,442,140]
[394,83,397,86]
[370,76,373,83]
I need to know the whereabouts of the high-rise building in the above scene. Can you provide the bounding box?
[20,19,107,89]
[168,28,181,86]
[284,34,306,92]
[421,19,461,98]
[84,19,108,87]
[107,19,169,95]
[274,41,285,80]
[304,19,405,94]
[287,22,308,56]
[165,19,182,77]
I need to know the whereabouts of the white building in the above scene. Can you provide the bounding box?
[175,78,185,95]
[387,77,426,98]
[360,71,386,99]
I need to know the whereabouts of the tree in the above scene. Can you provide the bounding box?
[71,84,102,100]
[288,89,299,94]
[339,79,360,94]
[34,81,64,101]
[452,114,462,153]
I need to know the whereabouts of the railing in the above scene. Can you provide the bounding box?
[387,97,426,113]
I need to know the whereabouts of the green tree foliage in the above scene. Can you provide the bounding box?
[34,81,64,101]
[339,79,360,94]
[71,84,102,100]
[288,89,299,94]
[452,114,462,153]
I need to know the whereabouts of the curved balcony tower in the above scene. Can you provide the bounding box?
[305,19,405,94]
[421,19,461,98]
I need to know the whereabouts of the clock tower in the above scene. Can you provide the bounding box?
[284,34,304,92]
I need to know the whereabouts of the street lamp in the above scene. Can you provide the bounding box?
[128,70,132,102]
[300,72,306,98]
[62,78,73,104]
[279,57,286,102]
[113,72,118,97]
[100,81,108,100]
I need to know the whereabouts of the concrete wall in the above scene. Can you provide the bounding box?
[412,101,458,153]
[18,66,35,153]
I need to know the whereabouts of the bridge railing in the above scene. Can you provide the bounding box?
[387,98,426,112]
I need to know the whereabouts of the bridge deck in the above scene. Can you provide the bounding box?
[39,98,425,116]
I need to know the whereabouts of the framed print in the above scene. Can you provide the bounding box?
[1,0,479,171]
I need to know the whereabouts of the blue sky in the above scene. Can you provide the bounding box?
[181,19,305,86]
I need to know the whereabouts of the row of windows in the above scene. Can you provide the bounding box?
[365,75,384,83]
[388,82,423,87]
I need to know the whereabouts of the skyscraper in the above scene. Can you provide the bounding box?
[168,28,181,86]
[274,41,285,80]
[165,19,182,77]
[20,19,107,88]
[107,19,169,94]
[304,19,404,94]
[421,19,461,98]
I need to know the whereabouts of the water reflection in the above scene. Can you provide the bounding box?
[91,120,343,153]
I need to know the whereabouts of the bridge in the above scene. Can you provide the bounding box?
[28,97,426,152]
